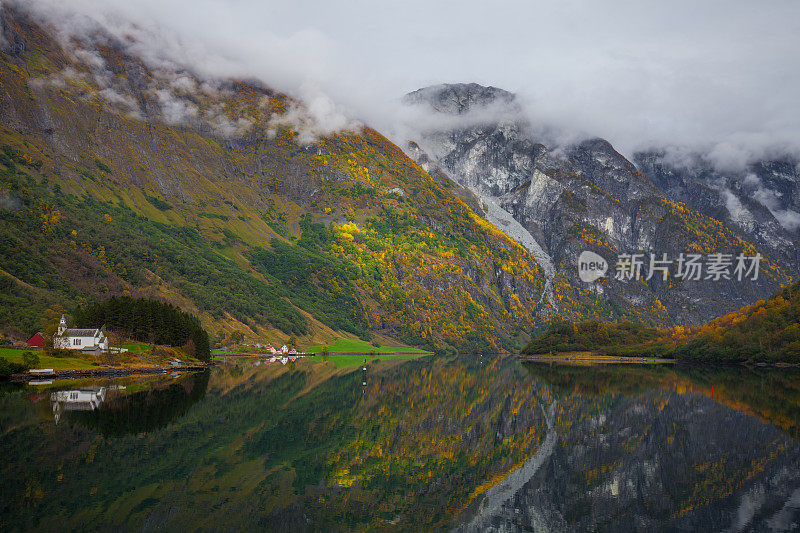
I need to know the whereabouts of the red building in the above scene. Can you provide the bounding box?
[27,332,45,348]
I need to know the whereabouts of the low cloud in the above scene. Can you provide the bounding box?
[97,87,138,113]
[775,210,800,231]
[269,84,361,144]
[154,89,199,125]
[8,0,800,170]
[398,98,522,136]
[71,47,105,70]
[211,114,253,138]
[745,173,800,231]
[170,75,197,94]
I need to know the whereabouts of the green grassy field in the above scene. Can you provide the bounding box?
[308,353,429,368]
[306,338,430,354]
[0,347,95,370]
[118,342,152,353]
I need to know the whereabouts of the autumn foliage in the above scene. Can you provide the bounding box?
[524,280,800,363]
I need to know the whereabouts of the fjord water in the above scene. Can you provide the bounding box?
[1,358,799,531]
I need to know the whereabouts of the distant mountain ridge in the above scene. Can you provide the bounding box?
[403,83,795,325]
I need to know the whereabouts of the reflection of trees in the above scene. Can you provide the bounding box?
[4,358,800,531]
[64,371,210,437]
[524,362,674,397]
[671,365,800,439]
[236,356,550,530]
[525,362,800,439]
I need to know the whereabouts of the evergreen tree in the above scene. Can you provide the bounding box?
[74,296,211,361]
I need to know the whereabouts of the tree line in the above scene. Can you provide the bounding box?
[74,296,210,361]
[523,279,800,364]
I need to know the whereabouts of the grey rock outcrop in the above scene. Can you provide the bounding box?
[403,83,794,325]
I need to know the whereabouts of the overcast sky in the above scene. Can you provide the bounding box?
[16,0,800,166]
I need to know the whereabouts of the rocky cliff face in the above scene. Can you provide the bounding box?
[635,151,800,270]
[404,84,545,198]
[403,83,795,325]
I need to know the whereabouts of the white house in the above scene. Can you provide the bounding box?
[53,314,109,354]
[51,387,107,410]
[51,386,107,424]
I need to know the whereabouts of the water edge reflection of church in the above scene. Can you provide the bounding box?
[51,387,107,424]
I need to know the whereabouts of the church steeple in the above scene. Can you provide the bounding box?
[57,314,67,336]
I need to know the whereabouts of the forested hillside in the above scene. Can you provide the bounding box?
[669,280,800,362]
[523,280,800,363]
[0,5,568,352]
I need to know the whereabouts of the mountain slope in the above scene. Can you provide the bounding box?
[634,150,800,270]
[1,7,794,352]
[0,5,556,352]
[403,83,793,325]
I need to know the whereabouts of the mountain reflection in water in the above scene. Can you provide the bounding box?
[0,357,798,531]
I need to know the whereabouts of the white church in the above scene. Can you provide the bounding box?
[53,314,109,355]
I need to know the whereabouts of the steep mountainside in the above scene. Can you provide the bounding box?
[1,6,795,352]
[403,83,794,325]
[0,6,565,352]
[634,150,800,270]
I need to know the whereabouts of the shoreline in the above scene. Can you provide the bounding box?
[9,363,213,382]
[518,353,800,367]
[518,353,672,365]
[213,351,432,357]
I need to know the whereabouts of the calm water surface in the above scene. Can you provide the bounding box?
[1,357,799,531]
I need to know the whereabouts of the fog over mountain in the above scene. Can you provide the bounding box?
[7,0,800,170]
